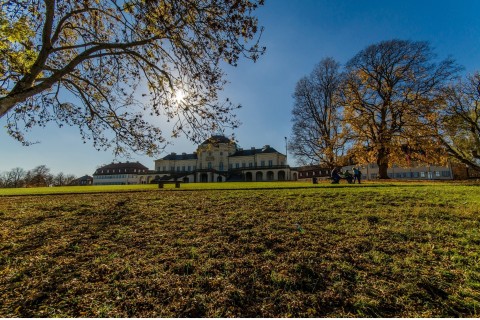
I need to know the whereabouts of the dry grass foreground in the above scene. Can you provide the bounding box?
[0,183,479,317]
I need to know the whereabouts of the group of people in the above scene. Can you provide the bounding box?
[331,167,361,184]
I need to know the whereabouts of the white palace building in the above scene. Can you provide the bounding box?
[92,135,466,185]
[141,135,295,183]
[93,135,296,185]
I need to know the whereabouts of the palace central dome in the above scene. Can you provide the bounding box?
[200,135,236,147]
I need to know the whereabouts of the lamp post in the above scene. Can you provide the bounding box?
[285,136,289,181]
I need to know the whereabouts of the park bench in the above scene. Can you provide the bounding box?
[158,181,181,188]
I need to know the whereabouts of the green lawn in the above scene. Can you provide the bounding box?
[0,184,157,196]
[0,181,337,196]
[0,182,479,317]
[0,179,470,196]
[0,181,326,196]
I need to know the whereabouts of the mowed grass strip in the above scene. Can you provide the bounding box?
[0,184,158,196]
[0,184,479,317]
[0,179,474,196]
[0,180,351,196]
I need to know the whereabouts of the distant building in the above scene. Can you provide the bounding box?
[140,135,295,183]
[69,175,93,186]
[295,165,330,181]
[93,162,149,185]
[341,162,454,180]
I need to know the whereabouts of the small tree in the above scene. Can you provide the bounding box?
[53,172,65,186]
[0,0,265,155]
[343,40,460,178]
[0,172,7,187]
[290,58,348,169]
[27,165,53,187]
[64,174,76,185]
[0,167,26,187]
[6,167,26,187]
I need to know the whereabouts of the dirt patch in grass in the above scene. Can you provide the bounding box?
[0,186,479,317]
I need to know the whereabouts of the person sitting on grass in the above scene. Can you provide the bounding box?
[343,169,353,184]
[331,167,341,184]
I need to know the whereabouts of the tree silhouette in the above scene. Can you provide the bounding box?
[0,0,265,155]
[290,58,349,169]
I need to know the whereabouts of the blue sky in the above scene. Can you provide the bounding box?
[1,0,480,176]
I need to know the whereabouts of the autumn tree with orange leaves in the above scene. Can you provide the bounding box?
[434,72,480,171]
[342,40,460,179]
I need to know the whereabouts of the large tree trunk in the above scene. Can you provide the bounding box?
[377,147,390,179]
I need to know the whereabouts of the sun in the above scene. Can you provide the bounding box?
[174,89,185,103]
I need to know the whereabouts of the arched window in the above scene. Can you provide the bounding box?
[267,171,274,181]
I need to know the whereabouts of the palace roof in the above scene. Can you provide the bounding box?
[94,161,149,175]
[161,153,198,160]
[230,145,282,157]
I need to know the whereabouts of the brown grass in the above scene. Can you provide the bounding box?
[0,185,479,317]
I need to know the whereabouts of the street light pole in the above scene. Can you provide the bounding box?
[284,136,289,181]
